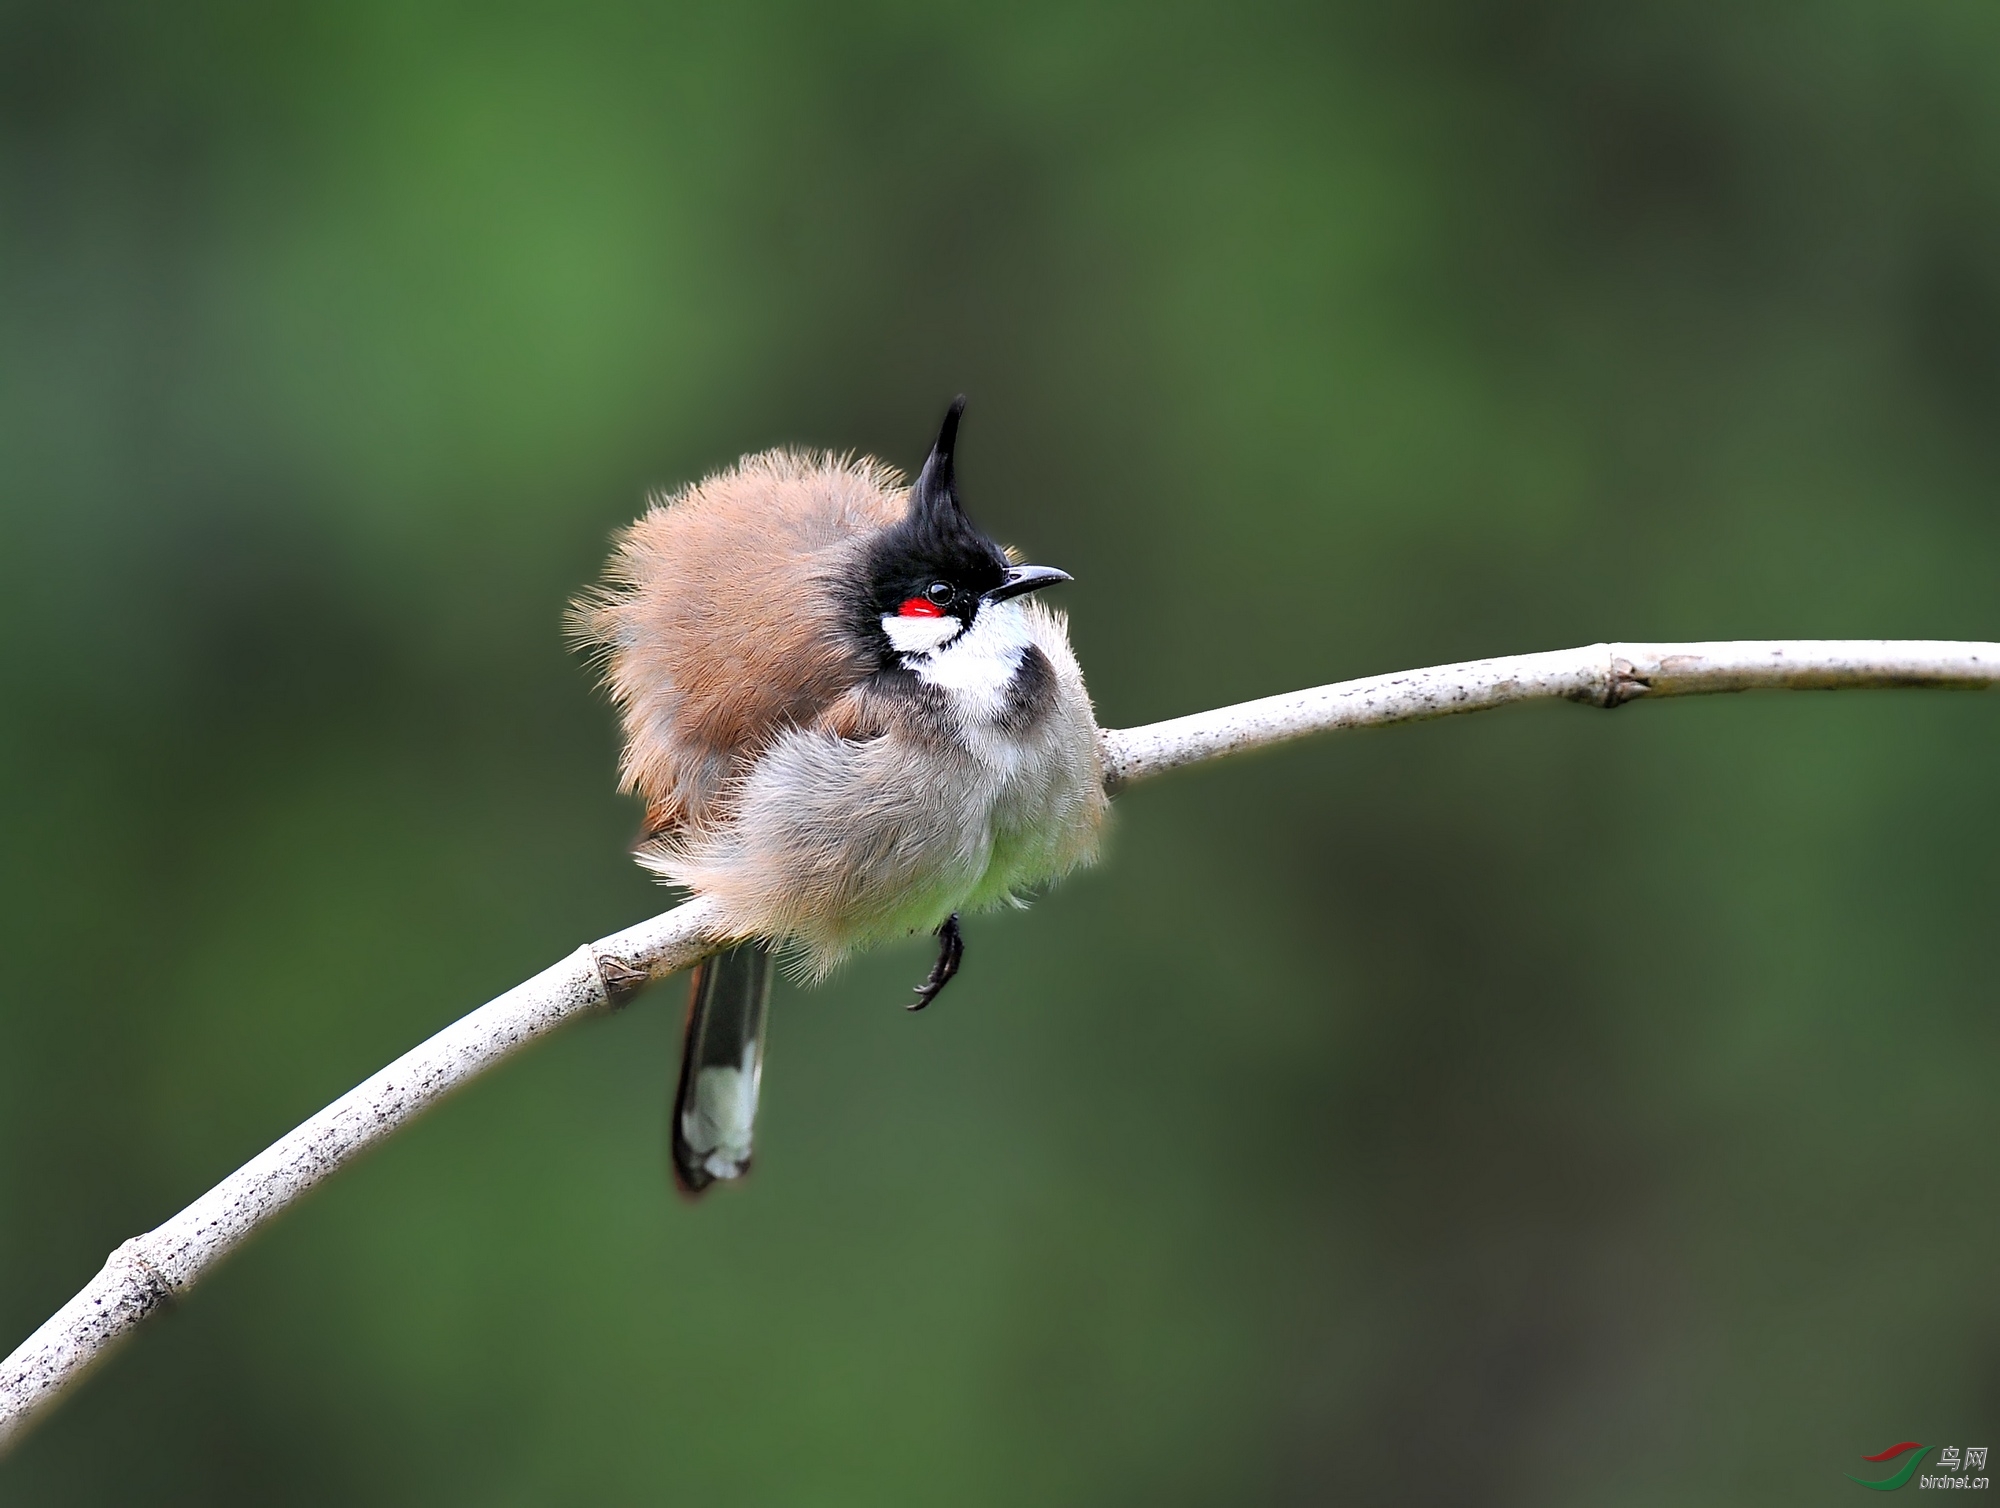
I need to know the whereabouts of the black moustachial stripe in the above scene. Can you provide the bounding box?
[996,644,1056,735]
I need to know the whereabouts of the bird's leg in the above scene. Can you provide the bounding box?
[908,914,964,1011]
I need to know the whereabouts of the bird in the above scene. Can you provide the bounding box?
[571,398,1107,1194]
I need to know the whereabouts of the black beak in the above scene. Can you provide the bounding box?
[984,564,1072,605]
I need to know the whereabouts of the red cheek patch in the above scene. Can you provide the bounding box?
[897,598,945,618]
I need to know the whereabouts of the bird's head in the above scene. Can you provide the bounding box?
[853,397,1071,665]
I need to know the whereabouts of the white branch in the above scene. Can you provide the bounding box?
[1099,639,2000,788]
[4,639,1996,1451]
[0,896,726,1452]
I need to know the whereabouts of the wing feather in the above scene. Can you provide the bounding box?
[570,449,907,838]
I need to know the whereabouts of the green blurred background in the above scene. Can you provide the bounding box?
[3,1,1998,1502]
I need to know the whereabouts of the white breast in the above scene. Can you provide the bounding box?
[901,600,1034,725]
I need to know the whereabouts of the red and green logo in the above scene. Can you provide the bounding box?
[1848,1442,1929,1491]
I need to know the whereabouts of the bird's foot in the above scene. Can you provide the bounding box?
[908,914,963,1011]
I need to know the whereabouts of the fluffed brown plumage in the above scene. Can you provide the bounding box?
[570,449,906,839]
[572,442,1106,975]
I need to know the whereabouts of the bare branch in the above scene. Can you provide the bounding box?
[1100,640,2000,790]
[0,897,727,1452]
[4,639,1996,1451]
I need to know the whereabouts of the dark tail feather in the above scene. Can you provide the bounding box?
[671,939,775,1195]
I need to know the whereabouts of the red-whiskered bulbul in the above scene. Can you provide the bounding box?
[572,399,1105,1193]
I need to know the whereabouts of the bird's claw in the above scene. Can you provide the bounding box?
[908,914,963,1011]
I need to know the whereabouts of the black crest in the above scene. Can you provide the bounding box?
[855,397,1010,633]
[909,395,969,540]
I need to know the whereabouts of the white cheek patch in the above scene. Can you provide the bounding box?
[882,612,962,655]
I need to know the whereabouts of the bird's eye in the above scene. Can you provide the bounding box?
[893,581,956,618]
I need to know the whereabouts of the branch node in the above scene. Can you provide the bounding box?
[109,1240,176,1318]
[1563,649,1652,708]
[1601,655,1651,708]
[588,948,651,1008]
